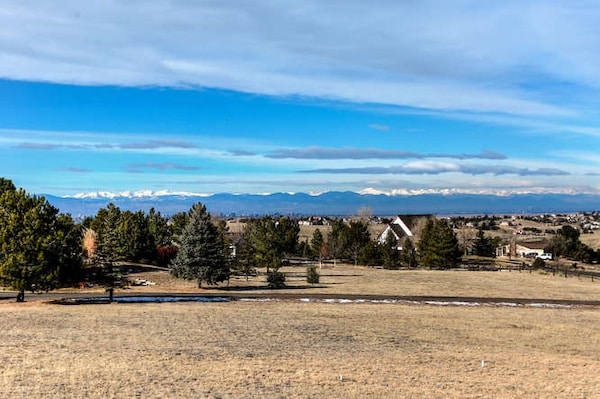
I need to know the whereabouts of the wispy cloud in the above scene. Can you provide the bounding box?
[369,124,389,131]
[119,140,198,150]
[12,139,198,152]
[228,149,257,156]
[15,142,83,150]
[60,167,91,173]
[126,162,200,173]
[0,1,594,117]
[266,147,506,160]
[300,162,570,176]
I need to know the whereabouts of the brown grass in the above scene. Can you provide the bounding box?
[93,264,600,302]
[1,300,599,398]
[580,231,600,250]
[3,267,600,398]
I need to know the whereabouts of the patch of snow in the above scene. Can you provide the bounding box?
[527,303,572,309]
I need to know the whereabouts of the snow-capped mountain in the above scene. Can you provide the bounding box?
[45,190,600,217]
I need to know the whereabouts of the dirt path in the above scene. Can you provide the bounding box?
[3,291,600,307]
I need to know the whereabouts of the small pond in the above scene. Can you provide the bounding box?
[55,296,231,304]
[52,295,577,308]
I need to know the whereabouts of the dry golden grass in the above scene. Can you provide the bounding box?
[99,264,600,303]
[1,299,599,398]
[4,266,600,398]
[5,217,600,397]
[580,231,600,250]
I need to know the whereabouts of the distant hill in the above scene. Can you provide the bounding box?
[44,191,600,217]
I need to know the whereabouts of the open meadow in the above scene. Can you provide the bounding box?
[2,266,600,398]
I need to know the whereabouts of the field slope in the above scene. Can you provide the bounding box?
[1,267,600,398]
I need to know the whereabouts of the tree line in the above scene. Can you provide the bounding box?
[545,225,600,264]
[0,179,82,301]
[0,178,465,299]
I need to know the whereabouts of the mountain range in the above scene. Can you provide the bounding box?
[44,191,600,217]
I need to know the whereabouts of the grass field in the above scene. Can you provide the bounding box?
[2,267,600,398]
[106,264,600,302]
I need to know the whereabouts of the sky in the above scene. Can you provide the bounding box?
[1,1,600,197]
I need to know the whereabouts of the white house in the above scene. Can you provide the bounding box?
[378,214,436,249]
[496,240,548,258]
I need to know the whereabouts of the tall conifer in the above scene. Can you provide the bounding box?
[170,203,228,287]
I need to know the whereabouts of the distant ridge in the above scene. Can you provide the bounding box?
[44,191,600,217]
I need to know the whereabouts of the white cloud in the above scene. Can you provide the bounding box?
[369,124,389,131]
[265,147,506,160]
[1,1,598,116]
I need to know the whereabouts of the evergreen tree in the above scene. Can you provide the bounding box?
[418,220,436,268]
[248,217,282,273]
[147,207,171,247]
[306,265,320,284]
[382,232,400,269]
[400,237,418,268]
[170,203,229,288]
[358,240,383,266]
[47,214,84,288]
[418,219,461,269]
[231,228,257,281]
[347,220,371,266]
[170,211,189,244]
[0,177,15,193]
[246,216,299,288]
[472,229,495,257]
[310,228,325,266]
[117,210,154,262]
[548,225,580,258]
[93,203,125,262]
[0,180,82,301]
[327,219,348,265]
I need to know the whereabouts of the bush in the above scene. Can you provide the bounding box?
[532,258,546,269]
[267,270,286,288]
[306,265,320,284]
[156,245,178,266]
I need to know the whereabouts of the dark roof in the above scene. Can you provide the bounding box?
[389,224,405,238]
[380,214,436,243]
[517,241,548,250]
[396,214,436,235]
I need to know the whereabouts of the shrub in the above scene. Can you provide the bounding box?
[156,245,178,266]
[267,270,286,288]
[532,258,546,269]
[306,265,320,284]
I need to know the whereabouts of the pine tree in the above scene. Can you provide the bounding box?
[170,203,229,288]
[418,220,437,268]
[382,232,400,269]
[246,216,299,288]
[347,220,371,266]
[231,228,257,281]
[327,219,348,265]
[0,180,82,301]
[400,237,418,268]
[310,228,324,266]
[472,229,495,257]
[418,219,461,269]
[94,203,125,263]
[435,220,462,268]
[147,207,171,247]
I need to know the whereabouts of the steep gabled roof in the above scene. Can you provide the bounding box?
[393,214,436,236]
[379,214,436,244]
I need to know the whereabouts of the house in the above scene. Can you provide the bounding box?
[377,214,436,249]
[496,240,548,258]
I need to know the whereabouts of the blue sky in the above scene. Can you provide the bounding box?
[1,1,600,197]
